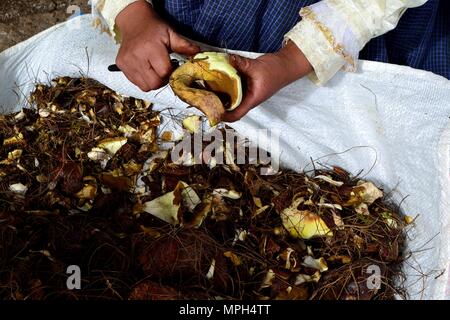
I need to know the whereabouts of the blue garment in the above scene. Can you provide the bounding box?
[154,0,449,79]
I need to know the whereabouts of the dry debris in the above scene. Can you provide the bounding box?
[0,77,407,300]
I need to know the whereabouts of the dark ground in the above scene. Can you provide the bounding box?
[0,0,90,52]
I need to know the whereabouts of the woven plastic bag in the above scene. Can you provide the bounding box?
[1,15,449,299]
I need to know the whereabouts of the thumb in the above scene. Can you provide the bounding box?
[229,55,253,76]
[169,30,200,56]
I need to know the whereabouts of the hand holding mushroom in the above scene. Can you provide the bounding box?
[224,42,313,122]
[170,42,312,125]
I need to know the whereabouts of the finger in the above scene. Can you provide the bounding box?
[222,56,258,122]
[221,108,251,122]
[116,41,166,91]
[123,73,146,91]
[148,46,173,81]
[118,63,151,92]
[135,74,154,92]
[140,61,164,90]
[222,91,258,122]
[125,61,163,92]
[117,37,168,90]
[229,54,253,76]
[169,30,201,56]
[116,50,148,90]
[221,99,255,122]
[124,67,154,92]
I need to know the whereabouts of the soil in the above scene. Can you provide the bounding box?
[0,0,90,52]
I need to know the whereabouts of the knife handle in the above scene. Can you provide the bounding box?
[108,64,121,72]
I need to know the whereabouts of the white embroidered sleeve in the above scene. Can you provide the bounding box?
[285,0,428,85]
[92,0,153,42]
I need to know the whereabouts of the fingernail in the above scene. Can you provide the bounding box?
[230,55,239,66]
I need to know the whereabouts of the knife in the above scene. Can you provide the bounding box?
[108,53,188,72]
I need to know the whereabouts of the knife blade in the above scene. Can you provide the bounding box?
[108,53,188,72]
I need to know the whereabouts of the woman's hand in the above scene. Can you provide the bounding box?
[222,42,313,122]
[115,1,200,91]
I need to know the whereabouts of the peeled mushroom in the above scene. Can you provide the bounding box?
[170,52,243,126]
